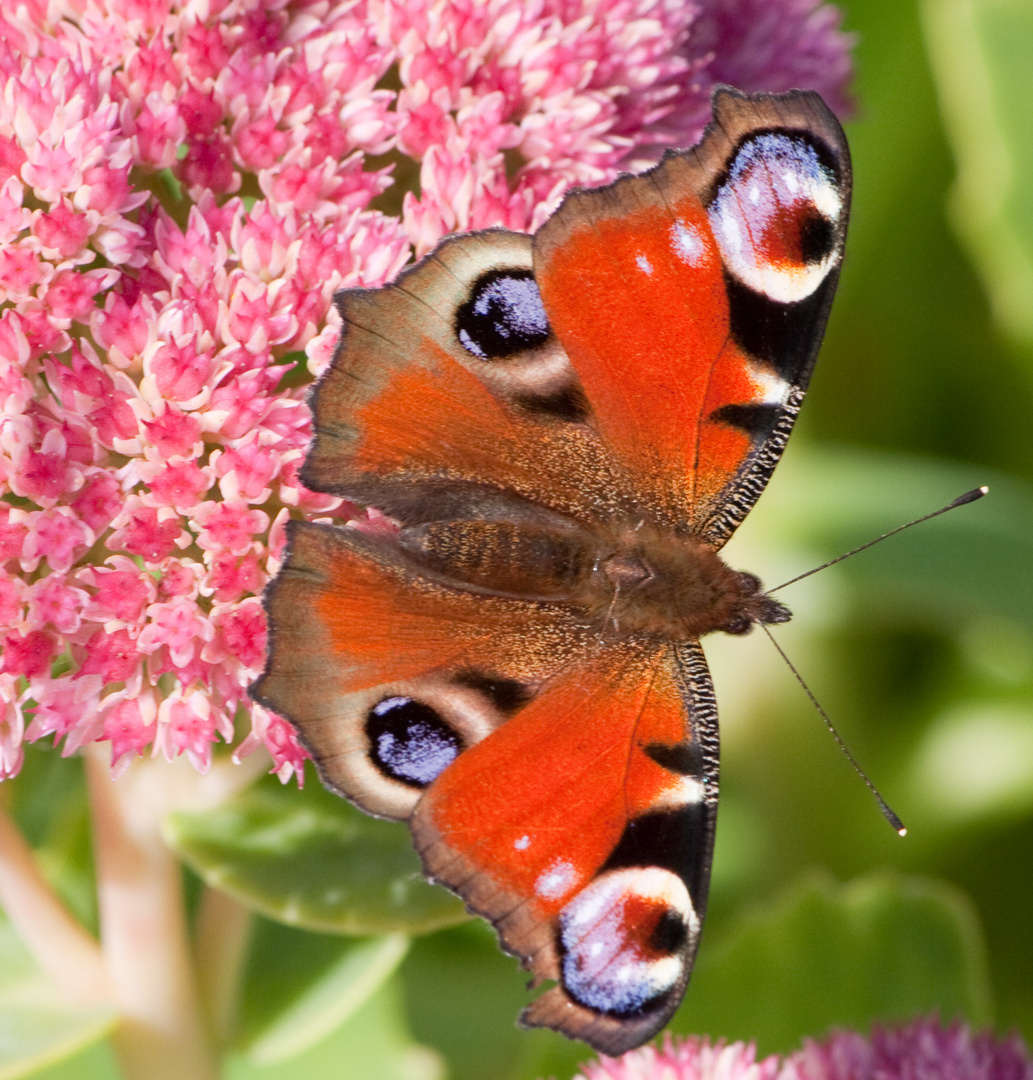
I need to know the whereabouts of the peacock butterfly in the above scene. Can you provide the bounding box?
[253,87,851,1055]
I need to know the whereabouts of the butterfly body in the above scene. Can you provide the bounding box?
[254,88,850,1055]
[396,511,789,636]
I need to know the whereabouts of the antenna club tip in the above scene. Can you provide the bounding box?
[897,826,908,837]
[954,486,989,507]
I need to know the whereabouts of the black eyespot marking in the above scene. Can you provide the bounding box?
[799,206,836,264]
[709,402,782,440]
[453,671,533,714]
[456,270,551,360]
[366,696,461,787]
[648,908,689,954]
[643,742,703,777]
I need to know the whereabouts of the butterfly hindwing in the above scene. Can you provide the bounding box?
[412,640,718,1056]
[253,520,596,816]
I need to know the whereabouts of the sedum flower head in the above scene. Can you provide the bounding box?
[0,0,853,782]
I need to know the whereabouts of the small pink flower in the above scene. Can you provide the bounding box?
[27,679,103,748]
[137,598,213,668]
[159,690,217,772]
[214,436,279,503]
[92,292,155,368]
[147,459,212,510]
[22,508,93,573]
[263,713,308,782]
[108,502,188,564]
[157,559,202,601]
[32,202,91,259]
[27,575,87,634]
[1,629,55,678]
[0,243,44,299]
[103,693,157,771]
[207,599,266,671]
[74,628,140,684]
[204,551,262,603]
[80,558,156,624]
[193,501,268,556]
[71,472,124,534]
[146,336,217,405]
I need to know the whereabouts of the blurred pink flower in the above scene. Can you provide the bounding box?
[570,1021,1032,1080]
[782,1018,1033,1080]
[0,0,853,783]
[575,1036,779,1080]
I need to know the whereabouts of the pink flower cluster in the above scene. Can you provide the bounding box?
[0,0,852,782]
[576,1021,1032,1080]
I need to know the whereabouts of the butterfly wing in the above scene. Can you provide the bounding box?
[302,228,632,529]
[413,639,719,1055]
[533,87,850,544]
[253,519,597,817]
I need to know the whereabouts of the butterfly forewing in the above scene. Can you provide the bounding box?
[255,88,850,1055]
[533,88,850,541]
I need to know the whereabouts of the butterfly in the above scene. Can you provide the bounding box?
[253,87,851,1056]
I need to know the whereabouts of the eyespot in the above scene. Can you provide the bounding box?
[709,131,844,303]
[556,867,698,1016]
[366,696,462,787]
[456,270,551,360]
[304,677,507,821]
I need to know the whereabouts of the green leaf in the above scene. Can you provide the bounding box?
[224,976,444,1080]
[164,774,466,935]
[242,934,409,1064]
[922,0,1033,347]
[399,921,583,1080]
[0,918,116,1080]
[673,871,992,1054]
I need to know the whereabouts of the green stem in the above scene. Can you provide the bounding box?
[86,751,219,1080]
[195,884,253,1049]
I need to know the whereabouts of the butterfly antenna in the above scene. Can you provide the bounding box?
[769,486,988,593]
[759,623,907,836]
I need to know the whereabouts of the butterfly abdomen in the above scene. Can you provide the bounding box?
[397,518,591,601]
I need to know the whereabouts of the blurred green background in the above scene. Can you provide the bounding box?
[5,1,1032,1078]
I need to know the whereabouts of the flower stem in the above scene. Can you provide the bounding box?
[0,803,111,1006]
[86,751,218,1080]
[196,884,253,1048]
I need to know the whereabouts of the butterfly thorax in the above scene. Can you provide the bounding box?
[396,514,791,640]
